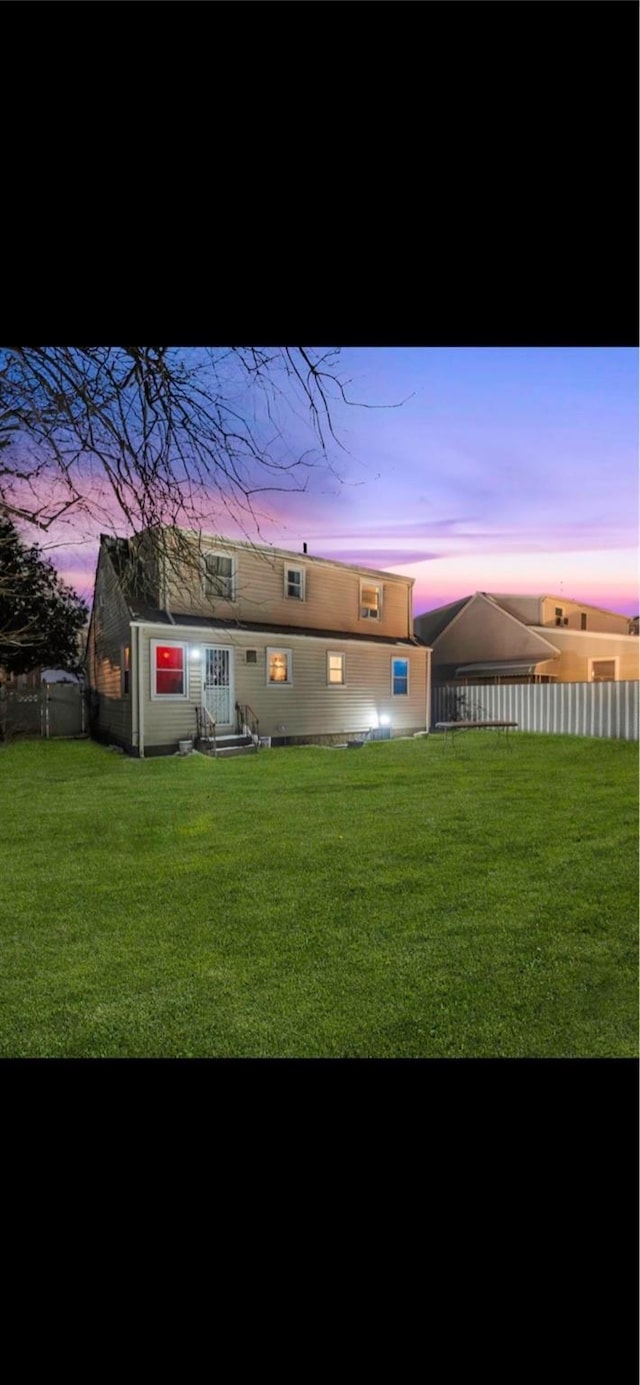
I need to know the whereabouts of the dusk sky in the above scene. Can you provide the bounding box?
[52,347,639,619]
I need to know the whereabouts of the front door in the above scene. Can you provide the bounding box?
[203,646,233,727]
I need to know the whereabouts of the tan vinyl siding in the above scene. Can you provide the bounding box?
[432,595,556,668]
[88,550,132,746]
[139,628,202,747]
[160,532,412,640]
[490,595,543,624]
[531,629,640,682]
[234,638,427,738]
[137,624,428,749]
[540,597,629,634]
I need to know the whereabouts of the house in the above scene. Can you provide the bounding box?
[87,527,430,756]
[1,666,83,692]
[414,592,640,687]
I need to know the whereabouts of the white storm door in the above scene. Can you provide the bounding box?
[203,646,233,726]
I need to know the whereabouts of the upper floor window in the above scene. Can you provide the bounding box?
[203,553,235,601]
[580,613,587,630]
[360,582,382,621]
[151,640,188,698]
[285,565,305,601]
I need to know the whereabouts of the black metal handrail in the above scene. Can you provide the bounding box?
[195,705,217,754]
[235,701,260,746]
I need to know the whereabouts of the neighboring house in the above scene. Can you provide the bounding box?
[414,592,640,686]
[87,528,430,757]
[0,666,85,742]
[42,668,83,685]
[1,666,83,691]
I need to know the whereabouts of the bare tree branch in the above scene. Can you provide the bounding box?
[0,346,411,606]
[0,348,365,541]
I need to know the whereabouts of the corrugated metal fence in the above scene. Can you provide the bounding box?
[432,681,639,741]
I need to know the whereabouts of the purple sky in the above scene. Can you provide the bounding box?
[50,347,639,619]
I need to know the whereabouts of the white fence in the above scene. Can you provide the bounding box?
[432,681,639,742]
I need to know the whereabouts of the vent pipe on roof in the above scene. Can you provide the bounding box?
[303,542,308,555]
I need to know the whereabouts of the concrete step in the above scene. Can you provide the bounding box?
[215,734,256,758]
[196,732,257,758]
[215,743,257,758]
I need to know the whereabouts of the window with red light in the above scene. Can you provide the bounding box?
[152,642,186,697]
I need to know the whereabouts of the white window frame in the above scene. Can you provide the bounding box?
[266,647,293,686]
[202,551,236,602]
[588,657,618,682]
[150,639,189,700]
[391,655,410,696]
[327,651,346,686]
[284,564,305,601]
[360,581,382,621]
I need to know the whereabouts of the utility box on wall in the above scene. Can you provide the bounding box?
[370,725,391,740]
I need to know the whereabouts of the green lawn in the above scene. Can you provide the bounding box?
[0,734,637,1057]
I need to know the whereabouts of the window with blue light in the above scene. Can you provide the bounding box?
[392,657,409,695]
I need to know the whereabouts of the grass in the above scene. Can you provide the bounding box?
[0,733,637,1057]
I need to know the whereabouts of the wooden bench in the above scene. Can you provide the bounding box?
[434,720,518,749]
